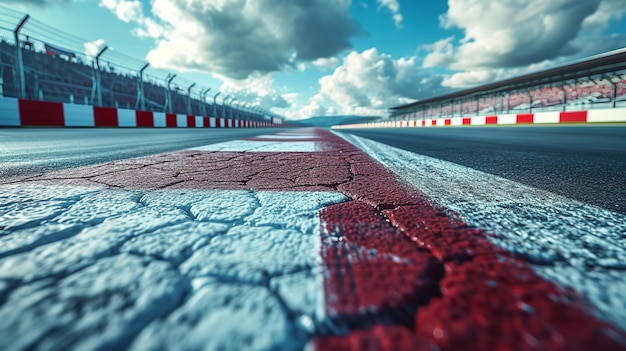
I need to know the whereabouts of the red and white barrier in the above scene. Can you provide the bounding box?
[0,96,279,128]
[332,108,626,129]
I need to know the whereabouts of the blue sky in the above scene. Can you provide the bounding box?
[1,0,625,119]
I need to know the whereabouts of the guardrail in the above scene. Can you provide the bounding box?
[332,108,626,129]
[0,96,281,128]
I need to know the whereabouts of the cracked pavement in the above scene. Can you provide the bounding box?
[1,128,625,350]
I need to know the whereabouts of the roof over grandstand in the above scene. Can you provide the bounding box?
[392,48,626,111]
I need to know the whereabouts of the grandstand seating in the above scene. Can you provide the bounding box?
[0,39,262,120]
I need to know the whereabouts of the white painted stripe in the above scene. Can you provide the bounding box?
[471,116,486,125]
[63,104,95,127]
[436,119,446,126]
[340,133,626,331]
[118,109,136,127]
[534,111,559,124]
[190,140,319,152]
[587,108,626,123]
[195,116,203,128]
[0,183,343,348]
[497,114,517,125]
[0,96,20,126]
[451,117,463,126]
[176,114,187,128]
[253,135,316,140]
[153,112,167,127]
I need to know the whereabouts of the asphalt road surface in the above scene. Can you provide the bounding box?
[2,126,624,213]
[0,128,283,178]
[341,125,626,214]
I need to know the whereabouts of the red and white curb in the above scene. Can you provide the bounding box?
[0,128,624,350]
[332,108,626,129]
[0,96,281,128]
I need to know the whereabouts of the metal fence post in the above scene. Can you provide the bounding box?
[13,14,30,99]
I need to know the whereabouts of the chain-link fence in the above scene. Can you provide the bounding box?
[0,6,270,122]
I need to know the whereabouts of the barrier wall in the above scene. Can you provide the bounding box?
[0,97,278,128]
[332,108,626,129]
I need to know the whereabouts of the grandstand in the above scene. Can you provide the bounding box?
[0,8,273,123]
[391,49,626,120]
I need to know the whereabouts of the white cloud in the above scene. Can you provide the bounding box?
[583,0,626,30]
[103,0,362,79]
[99,0,143,23]
[218,74,291,110]
[312,57,340,70]
[313,48,443,116]
[377,0,403,28]
[296,94,331,119]
[425,0,607,70]
[84,39,106,57]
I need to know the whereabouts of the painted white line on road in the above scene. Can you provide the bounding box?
[340,133,626,330]
[190,140,319,152]
[0,183,346,350]
[252,134,317,140]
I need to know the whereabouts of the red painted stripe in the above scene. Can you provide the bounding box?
[421,120,426,127]
[203,117,209,128]
[560,111,587,123]
[413,120,417,127]
[313,325,438,351]
[485,115,498,125]
[187,115,196,127]
[94,106,118,127]
[136,111,154,127]
[313,130,625,350]
[462,117,471,125]
[517,113,534,124]
[165,113,177,127]
[431,120,436,126]
[444,119,451,126]
[18,99,64,126]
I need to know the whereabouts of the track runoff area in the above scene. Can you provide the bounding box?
[1,128,625,350]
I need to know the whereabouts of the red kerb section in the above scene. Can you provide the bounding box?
[421,120,426,127]
[560,111,587,123]
[485,116,498,125]
[462,117,471,125]
[517,113,534,124]
[19,99,64,126]
[444,119,451,126]
[165,114,177,127]
[94,106,118,127]
[136,111,154,127]
[431,120,436,126]
[203,117,209,128]
[186,115,196,127]
[312,130,626,351]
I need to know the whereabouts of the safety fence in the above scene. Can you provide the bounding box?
[0,7,282,126]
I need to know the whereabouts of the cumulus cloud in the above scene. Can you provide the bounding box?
[583,0,626,30]
[99,0,143,23]
[218,74,291,110]
[312,48,443,116]
[312,57,340,70]
[377,0,403,28]
[84,39,106,57]
[423,0,624,71]
[105,0,362,79]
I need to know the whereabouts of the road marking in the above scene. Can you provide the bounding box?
[1,128,624,350]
